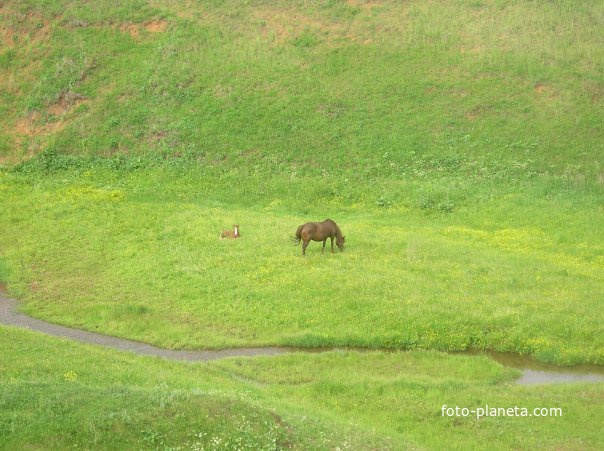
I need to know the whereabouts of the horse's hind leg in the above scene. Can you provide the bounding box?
[302,240,309,256]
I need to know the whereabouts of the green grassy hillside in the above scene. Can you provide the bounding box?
[0,1,603,448]
[1,0,603,365]
[2,0,603,174]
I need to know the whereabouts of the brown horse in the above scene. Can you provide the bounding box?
[291,219,345,256]
[220,224,241,239]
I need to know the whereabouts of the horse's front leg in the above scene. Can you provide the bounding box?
[330,236,335,253]
[322,239,327,254]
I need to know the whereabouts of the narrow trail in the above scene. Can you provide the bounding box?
[0,292,286,361]
[1,289,603,385]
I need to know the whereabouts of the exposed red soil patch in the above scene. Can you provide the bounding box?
[15,112,65,145]
[12,111,63,159]
[29,19,51,42]
[16,112,52,136]
[533,83,559,101]
[120,19,168,38]
[47,91,86,116]
[120,23,140,38]
[534,83,547,93]
[0,8,51,46]
[1,25,15,46]
[11,91,86,157]
[145,19,168,33]
[258,13,291,44]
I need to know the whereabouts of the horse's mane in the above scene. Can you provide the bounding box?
[327,220,343,239]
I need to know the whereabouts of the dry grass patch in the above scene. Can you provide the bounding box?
[346,0,385,12]
[465,105,489,121]
[255,7,377,47]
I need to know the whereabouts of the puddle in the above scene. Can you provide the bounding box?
[1,285,603,384]
[466,350,604,385]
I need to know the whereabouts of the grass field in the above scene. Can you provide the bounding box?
[1,167,602,365]
[2,326,604,450]
[1,0,603,448]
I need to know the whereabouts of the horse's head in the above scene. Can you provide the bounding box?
[337,235,345,252]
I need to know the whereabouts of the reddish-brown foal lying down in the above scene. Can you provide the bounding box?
[220,224,241,239]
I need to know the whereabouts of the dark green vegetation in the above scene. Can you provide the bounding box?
[0,0,603,448]
[3,326,604,450]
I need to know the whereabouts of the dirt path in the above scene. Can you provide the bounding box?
[0,292,286,361]
[2,290,603,385]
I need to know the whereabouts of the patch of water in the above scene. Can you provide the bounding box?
[466,350,604,385]
[0,285,602,384]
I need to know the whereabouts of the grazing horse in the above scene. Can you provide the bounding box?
[291,219,345,256]
[220,224,241,239]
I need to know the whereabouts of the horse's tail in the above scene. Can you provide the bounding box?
[290,225,303,245]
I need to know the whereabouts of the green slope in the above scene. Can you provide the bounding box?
[1,0,602,176]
